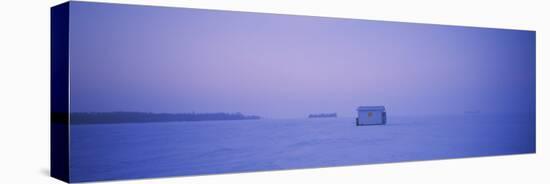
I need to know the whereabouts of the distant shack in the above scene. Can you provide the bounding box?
[356,106,386,126]
[308,113,337,118]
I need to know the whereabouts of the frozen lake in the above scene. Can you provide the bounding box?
[70,114,535,182]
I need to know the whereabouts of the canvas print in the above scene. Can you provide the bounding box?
[51,1,536,183]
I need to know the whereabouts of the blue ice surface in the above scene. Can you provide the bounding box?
[70,114,535,182]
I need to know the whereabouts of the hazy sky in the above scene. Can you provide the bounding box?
[69,2,535,118]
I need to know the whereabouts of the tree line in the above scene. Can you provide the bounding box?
[70,112,261,124]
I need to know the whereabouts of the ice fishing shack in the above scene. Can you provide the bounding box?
[356,106,386,126]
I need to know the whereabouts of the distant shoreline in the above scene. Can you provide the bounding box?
[308,113,337,118]
[69,112,261,124]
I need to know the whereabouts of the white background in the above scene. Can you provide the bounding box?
[0,0,548,183]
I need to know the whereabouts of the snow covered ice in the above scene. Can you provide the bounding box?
[70,113,535,182]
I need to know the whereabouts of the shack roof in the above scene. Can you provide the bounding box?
[357,106,385,111]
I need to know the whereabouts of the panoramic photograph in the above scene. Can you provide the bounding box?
[56,1,535,182]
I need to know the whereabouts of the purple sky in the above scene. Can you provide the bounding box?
[68,2,535,118]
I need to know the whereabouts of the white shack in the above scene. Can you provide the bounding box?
[356,106,386,126]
